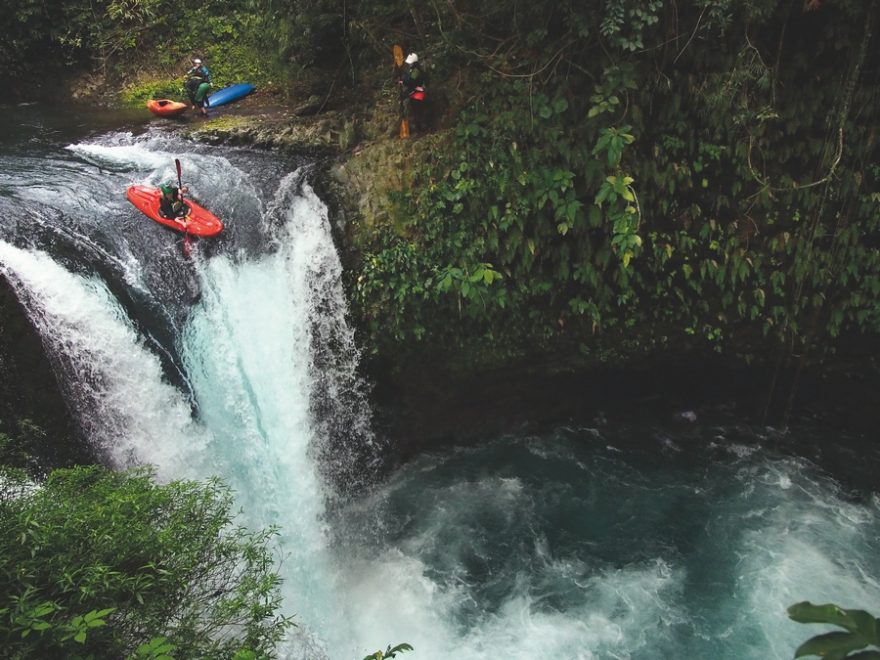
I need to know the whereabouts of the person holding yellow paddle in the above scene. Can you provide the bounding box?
[393,45,427,138]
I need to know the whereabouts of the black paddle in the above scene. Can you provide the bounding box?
[175,158,192,256]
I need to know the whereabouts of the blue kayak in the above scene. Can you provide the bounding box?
[206,83,255,108]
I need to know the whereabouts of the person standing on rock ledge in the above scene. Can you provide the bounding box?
[398,52,427,135]
[185,57,212,118]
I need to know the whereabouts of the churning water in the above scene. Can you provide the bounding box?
[1,107,878,659]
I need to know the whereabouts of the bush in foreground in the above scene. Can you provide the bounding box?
[0,465,292,659]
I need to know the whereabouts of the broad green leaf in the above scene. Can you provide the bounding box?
[794,631,869,658]
[789,602,879,641]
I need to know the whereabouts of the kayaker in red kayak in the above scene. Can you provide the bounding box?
[158,183,190,219]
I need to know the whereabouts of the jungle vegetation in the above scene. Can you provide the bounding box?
[0,460,292,659]
[345,0,880,396]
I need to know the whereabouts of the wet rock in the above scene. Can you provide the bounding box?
[293,95,323,116]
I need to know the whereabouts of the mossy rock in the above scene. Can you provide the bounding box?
[334,131,450,228]
[185,114,254,135]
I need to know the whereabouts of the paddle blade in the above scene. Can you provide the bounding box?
[400,118,409,139]
[183,233,192,257]
[393,44,404,68]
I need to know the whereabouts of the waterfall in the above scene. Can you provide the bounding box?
[2,124,879,660]
[0,161,378,656]
[0,241,206,479]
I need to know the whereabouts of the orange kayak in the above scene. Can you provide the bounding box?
[126,185,224,237]
[146,99,189,117]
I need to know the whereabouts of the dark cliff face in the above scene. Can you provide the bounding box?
[0,274,93,471]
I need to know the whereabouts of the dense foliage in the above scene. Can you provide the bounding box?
[0,465,292,659]
[2,0,275,94]
[349,0,880,381]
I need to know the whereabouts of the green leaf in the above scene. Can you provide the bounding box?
[33,603,56,617]
[789,603,879,642]
[387,642,414,656]
[794,631,869,658]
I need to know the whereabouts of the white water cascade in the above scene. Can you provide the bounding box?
[0,165,379,657]
[2,128,879,660]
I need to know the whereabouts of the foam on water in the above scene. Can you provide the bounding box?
[67,139,172,171]
[175,172,378,654]
[0,241,206,480]
[325,437,880,660]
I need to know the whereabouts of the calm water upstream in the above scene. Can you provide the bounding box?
[1,104,878,659]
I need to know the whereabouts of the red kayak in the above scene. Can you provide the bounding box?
[146,99,189,117]
[126,185,224,237]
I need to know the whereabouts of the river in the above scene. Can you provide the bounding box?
[1,104,878,659]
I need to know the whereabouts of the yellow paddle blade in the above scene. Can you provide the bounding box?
[393,44,404,68]
[400,119,409,139]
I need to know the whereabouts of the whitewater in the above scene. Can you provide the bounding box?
[1,121,878,659]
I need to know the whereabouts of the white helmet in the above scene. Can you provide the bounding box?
[192,58,202,65]
[405,53,418,64]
